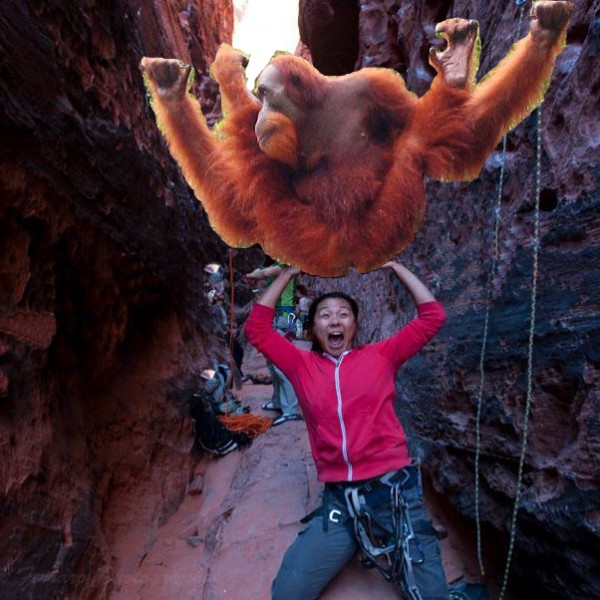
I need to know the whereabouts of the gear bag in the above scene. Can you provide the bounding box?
[201,363,249,415]
[189,368,252,457]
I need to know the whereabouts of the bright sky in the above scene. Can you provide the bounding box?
[232,0,300,89]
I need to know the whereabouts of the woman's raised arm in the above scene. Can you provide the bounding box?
[257,266,301,309]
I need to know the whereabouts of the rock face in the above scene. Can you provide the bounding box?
[0,1,235,597]
[299,0,360,75]
[0,1,598,600]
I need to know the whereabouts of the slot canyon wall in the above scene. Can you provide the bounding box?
[0,0,598,599]
[0,1,241,597]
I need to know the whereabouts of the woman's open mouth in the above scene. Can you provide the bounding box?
[328,332,344,350]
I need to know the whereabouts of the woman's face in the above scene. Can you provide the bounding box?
[312,298,357,358]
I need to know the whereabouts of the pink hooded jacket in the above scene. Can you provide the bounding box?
[245,301,446,482]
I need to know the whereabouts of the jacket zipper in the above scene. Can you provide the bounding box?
[329,352,353,481]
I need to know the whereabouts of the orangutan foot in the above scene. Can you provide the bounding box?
[211,43,250,85]
[429,18,480,89]
[530,1,573,47]
[140,57,191,102]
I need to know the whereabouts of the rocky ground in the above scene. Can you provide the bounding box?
[113,344,484,600]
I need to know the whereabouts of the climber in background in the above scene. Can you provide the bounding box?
[245,261,303,426]
[205,262,245,387]
[295,284,312,340]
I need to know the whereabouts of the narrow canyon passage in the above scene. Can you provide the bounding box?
[1,2,598,598]
[114,345,483,600]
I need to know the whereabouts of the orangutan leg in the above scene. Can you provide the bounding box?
[140,57,191,103]
[210,44,259,114]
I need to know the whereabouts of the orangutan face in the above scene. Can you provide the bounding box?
[253,64,304,163]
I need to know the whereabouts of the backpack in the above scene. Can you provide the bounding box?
[189,364,252,457]
[202,363,249,416]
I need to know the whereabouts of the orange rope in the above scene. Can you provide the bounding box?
[218,413,273,437]
[228,249,236,391]
[221,249,271,438]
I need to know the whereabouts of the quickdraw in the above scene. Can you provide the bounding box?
[287,311,297,337]
[341,468,425,600]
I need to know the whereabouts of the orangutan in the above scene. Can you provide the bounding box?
[141,1,572,276]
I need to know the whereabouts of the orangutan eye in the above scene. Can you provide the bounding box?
[254,85,268,101]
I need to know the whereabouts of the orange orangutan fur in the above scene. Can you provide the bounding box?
[141,3,571,276]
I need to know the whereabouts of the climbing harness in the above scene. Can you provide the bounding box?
[474,2,543,596]
[326,466,426,599]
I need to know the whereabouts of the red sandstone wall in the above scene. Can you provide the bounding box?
[0,1,234,597]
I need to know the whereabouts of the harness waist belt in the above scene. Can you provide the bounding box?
[326,466,418,507]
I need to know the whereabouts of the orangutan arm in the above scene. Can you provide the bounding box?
[256,267,300,310]
[140,58,219,194]
[417,0,572,182]
[210,44,261,115]
[467,1,572,157]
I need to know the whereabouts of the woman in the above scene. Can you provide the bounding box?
[244,261,449,600]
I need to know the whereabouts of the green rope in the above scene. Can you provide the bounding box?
[474,135,506,578]
[474,2,527,578]
[497,104,542,600]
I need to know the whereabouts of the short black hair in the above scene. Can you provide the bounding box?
[307,292,359,352]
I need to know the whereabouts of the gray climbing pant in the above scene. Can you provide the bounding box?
[267,361,300,416]
[267,313,300,416]
[272,467,450,600]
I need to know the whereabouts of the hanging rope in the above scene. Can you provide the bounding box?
[221,248,272,437]
[497,104,542,600]
[474,1,528,579]
[228,248,236,390]
[474,133,507,578]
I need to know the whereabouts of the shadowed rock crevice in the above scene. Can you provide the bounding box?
[299,0,360,75]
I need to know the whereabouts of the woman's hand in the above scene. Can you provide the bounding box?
[382,261,436,304]
[283,265,301,277]
[256,265,302,309]
[382,260,402,270]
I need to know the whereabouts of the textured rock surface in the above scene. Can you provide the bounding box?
[299,0,360,75]
[0,0,598,599]
[0,1,235,598]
